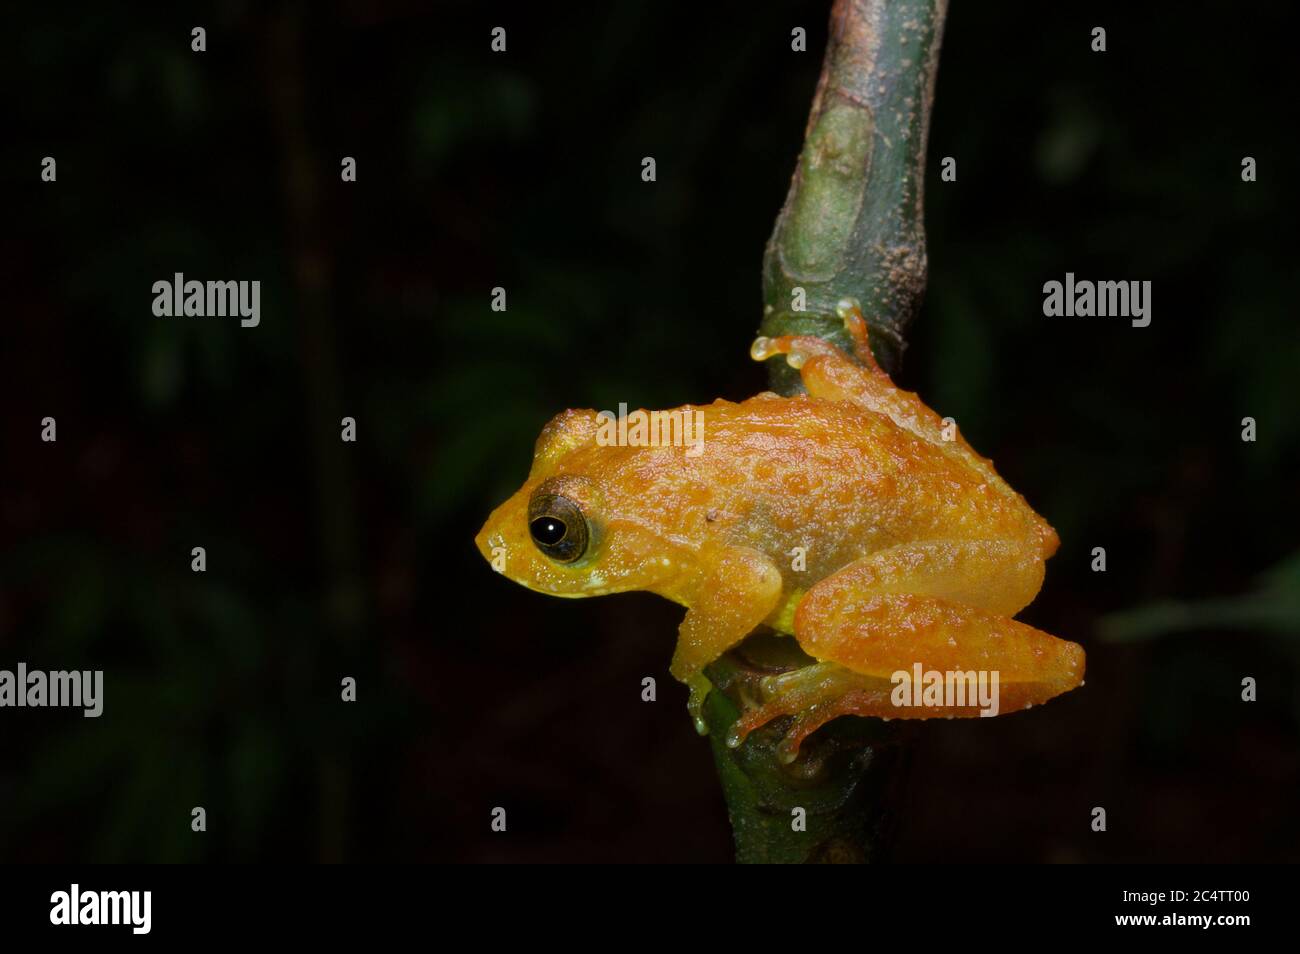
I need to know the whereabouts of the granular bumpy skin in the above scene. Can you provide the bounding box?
[477,301,1084,754]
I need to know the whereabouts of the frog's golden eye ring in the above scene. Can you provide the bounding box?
[527,492,589,564]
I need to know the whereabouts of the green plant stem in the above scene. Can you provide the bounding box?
[704,0,947,864]
[268,4,365,863]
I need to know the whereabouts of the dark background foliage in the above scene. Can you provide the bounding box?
[2,0,1296,862]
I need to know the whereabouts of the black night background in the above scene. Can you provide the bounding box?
[2,1,1297,862]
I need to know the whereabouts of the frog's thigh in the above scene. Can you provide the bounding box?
[791,545,1083,712]
[730,591,1084,756]
[670,546,783,729]
[794,591,1083,701]
[725,544,1083,754]
[802,539,1046,619]
[795,345,886,406]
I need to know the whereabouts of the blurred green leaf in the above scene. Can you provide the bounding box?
[1098,550,1300,642]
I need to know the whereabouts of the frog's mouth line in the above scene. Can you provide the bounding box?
[518,578,600,599]
[477,508,692,600]
[474,526,610,597]
[511,559,669,599]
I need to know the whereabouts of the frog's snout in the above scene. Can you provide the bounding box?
[472,523,495,563]
[475,496,524,576]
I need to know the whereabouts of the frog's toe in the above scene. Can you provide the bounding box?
[835,297,879,369]
[752,335,819,370]
[750,335,791,363]
[750,333,845,372]
[685,673,713,735]
[754,335,811,374]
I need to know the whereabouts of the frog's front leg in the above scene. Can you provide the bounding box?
[727,540,1085,759]
[669,546,783,735]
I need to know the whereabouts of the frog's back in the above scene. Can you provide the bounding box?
[669,393,1055,576]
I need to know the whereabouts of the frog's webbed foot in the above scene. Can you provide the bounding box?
[726,661,894,763]
[750,297,878,372]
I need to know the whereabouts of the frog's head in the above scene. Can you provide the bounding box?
[475,409,693,598]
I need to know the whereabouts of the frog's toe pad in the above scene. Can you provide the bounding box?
[750,335,804,367]
[685,673,713,736]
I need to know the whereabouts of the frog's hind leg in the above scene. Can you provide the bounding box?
[751,301,969,456]
[730,595,1086,760]
[754,301,988,459]
[726,662,898,763]
[751,299,1057,555]
[727,542,1085,760]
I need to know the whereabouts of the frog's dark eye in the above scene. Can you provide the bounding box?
[527,492,589,564]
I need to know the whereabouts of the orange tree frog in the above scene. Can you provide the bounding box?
[476,299,1084,759]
